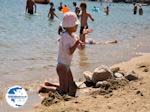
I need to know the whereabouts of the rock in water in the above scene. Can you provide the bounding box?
[92,66,112,83]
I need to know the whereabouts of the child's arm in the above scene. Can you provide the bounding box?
[53,12,59,18]
[69,40,82,55]
[88,13,94,21]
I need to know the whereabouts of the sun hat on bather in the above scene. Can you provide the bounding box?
[62,12,80,28]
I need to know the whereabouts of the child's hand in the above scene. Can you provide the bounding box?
[77,40,85,49]
[83,29,93,35]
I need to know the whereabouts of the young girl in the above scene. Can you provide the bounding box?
[39,12,83,97]
[56,12,84,97]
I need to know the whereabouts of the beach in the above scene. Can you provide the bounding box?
[0,0,150,112]
[29,53,150,112]
[1,53,150,112]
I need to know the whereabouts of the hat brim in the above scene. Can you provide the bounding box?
[60,20,80,28]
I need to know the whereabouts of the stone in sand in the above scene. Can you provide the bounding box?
[92,66,112,83]
[110,67,120,73]
[125,73,138,81]
[114,72,124,78]
[83,71,93,82]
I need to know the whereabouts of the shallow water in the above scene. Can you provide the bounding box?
[0,0,150,86]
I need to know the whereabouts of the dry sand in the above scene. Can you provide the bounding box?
[33,53,150,112]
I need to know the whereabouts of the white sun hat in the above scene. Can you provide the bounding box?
[62,12,80,28]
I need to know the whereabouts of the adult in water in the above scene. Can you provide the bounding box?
[26,0,36,14]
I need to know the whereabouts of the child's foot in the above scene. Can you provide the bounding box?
[38,85,50,93]
[44,81,59,88]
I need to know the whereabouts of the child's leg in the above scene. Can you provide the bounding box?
[80,34,86,43]
[44,81,59,88]
[80,26,85,43]
[38,85,56,93]
[56,63,69,95]
[67,68,77,97]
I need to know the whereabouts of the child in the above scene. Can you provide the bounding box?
[80,3,94,43]
[139,5,143,15]
[56,12,84,96]
[39,12,84,97]
[26,0,36,14]
[48,2,58,20]
[133,3,137,15]
[104,6,109,15]
[73,2,80,18]
[58,2,63,11]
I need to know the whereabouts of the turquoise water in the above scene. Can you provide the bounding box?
[0,0,150,85]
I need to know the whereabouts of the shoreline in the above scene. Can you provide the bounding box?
[1,53,150,112]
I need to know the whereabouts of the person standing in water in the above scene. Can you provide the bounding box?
[73,2,80,18]
[48,2,58,20]
[139,5,143,15]
[79,3,94,43]
[58,2,63,11]
[133,3,137,15]
[26,0,36,14]
[104,6,109,15]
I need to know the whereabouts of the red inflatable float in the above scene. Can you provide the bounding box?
[35,0,50,4]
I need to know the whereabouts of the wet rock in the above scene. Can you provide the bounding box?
[125,73,138,81]
[114,72,124,78]
[83,71,93,82]
[110,67,120,73]
[84,81,95,87]
[92,66,112,83]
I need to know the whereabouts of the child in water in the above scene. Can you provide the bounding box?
[48,2,58,20]
[80,3,94,43]
[73,2,80,18]
[26,0,36,14]
[139,5,143,15]
[104,6,109,15]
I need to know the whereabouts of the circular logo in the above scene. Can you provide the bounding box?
[5,85,28,108]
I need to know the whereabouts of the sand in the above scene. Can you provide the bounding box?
[30,53,150,112]
[1,53,150,112]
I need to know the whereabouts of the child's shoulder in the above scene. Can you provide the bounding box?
[87,12,91,16]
